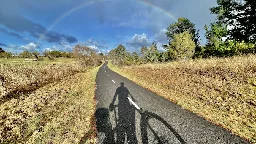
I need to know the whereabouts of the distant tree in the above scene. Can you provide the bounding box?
[0,47,5,53]
[73,44,102,66]
[166,31,196,60]
[115,45,127,60]
[19,51,33,58]
[0,52,12,58]
[47,51,62,58]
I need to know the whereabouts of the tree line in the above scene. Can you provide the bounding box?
[0,47,75,59]
[0,46,104,65]
[109,0,256,66]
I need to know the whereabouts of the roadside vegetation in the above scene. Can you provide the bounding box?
[0,45,103,143]
[108,0,256,143]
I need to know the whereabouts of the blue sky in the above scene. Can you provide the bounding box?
[0,0,217,54]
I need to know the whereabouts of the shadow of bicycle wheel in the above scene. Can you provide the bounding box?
[140,110,186,144]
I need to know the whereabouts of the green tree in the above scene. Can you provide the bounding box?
[148,43,160,63]
[167,31,196,60]
[211,0,256,42]
[140,46,149,63]
[158,52,170,62]
[131,52,139,63]
[204,22,228,47]
[166,17,200,45]
[46,51,62,58]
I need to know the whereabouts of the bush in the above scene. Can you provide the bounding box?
[200,41,256,58]
[0,52,12,58]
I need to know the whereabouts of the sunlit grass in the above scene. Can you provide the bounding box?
[0,59,99,143]
[109,55,256,143]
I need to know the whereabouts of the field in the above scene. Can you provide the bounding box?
[109,55,256,143]
[0,58,99,143]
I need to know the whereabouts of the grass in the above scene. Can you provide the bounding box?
[0,57,76,65]
[0,58,100,143]
[108,55,256,143]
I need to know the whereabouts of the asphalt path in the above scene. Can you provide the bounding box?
[95,62,249,144]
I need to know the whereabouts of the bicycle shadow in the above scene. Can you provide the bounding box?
[95,82,186,144]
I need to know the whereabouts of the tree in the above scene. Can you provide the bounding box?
[73,45,102,66]
[211,0,256,42]
[0,47,5,53]
[204,22,228,47]
[0,52,12,58]
[132,52,139,63]
[167,31,196,60]
[108,45,129,66]
[158,52,170,62]
[148,43,160,63]
[140,46,149,63]
[166,17,200,45]
[45,51,62,58]
[19,51,33,58]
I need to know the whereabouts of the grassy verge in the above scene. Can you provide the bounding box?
[0,60,100,143]
[108,55,256,143]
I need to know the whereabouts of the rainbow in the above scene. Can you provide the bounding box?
[47,0,177,31]
[38,0,177,44]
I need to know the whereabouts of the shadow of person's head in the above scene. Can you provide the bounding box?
[120,82,124,87]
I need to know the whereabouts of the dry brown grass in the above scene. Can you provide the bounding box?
[109,55,256,143]
[0,59,99,143]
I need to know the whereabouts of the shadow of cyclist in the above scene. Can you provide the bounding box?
[109,82,138,144]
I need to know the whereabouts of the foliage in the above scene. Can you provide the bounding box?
[147,43,160,63]
[211,0,256,42]
[166,31,196,60]
[73,44,103,66]
[44,50,62,58]
[166,17,200,46]
[19,51,33,58]
[0,52,12,58]
[139,43,160,63]
[0,47,5,53]
[158,52,170,62]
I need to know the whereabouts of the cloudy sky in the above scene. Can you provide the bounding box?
[0,0,217,53]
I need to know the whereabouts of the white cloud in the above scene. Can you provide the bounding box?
[85,38,107,50]
[45,48,53,52]
[21,42,40,51]
[127,33,151,48]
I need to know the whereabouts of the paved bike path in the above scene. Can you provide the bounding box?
[95,62,249,144]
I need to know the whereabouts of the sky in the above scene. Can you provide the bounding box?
[0,0,217,54]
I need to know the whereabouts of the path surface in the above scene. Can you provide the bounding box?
[95,62,249,144]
